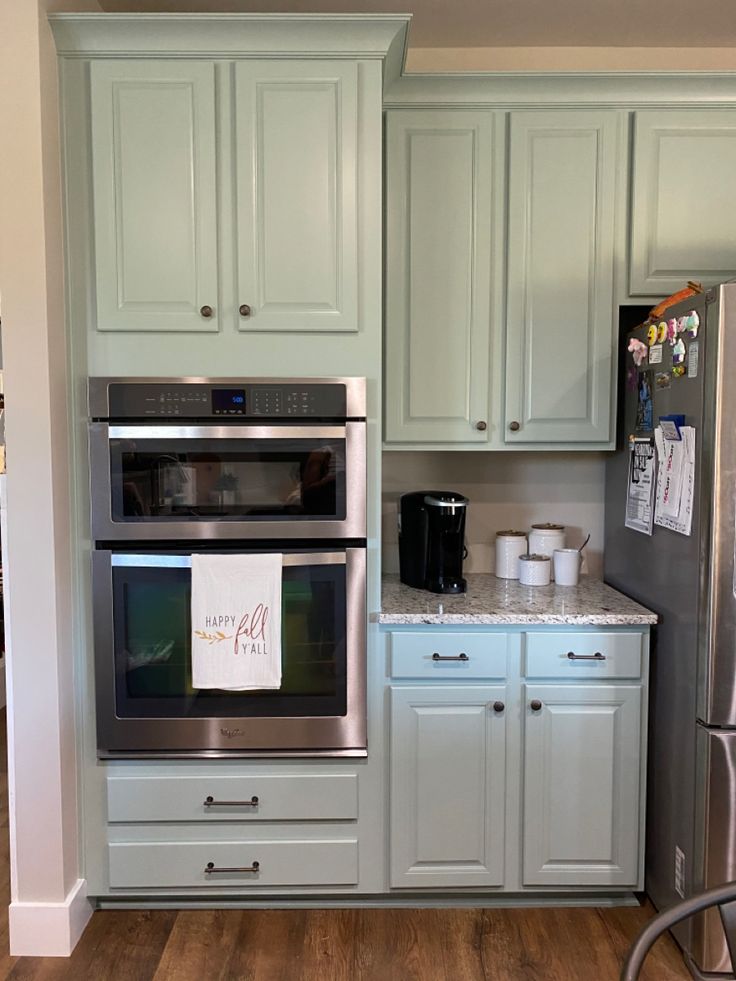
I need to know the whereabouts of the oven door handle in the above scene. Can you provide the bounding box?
[109,552,348,568]
[107,424,347,441]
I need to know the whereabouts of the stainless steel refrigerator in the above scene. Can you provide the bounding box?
[605,282,736,978]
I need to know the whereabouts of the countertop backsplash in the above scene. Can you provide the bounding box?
[382,450,607,579]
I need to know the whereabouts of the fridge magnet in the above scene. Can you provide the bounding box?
[657,321,668,343]
[688,341,699,379]
[659,414,685,441]
[628,337,648,366]
[649,344,663,365]
[686,310,700,338]
[647,324,658,346]
[636,371,654,432]
[655,372,671,390]
[667,318,678,344]
[626,364,638,391]
[672,338,686,365]
[677,315,688,333]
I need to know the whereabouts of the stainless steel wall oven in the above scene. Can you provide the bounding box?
[89,378,367,758]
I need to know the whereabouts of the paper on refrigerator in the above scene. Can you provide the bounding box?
[625,437,656,535]
[654,426,695,536]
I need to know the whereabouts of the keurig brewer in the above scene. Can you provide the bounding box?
[398,491,469,594]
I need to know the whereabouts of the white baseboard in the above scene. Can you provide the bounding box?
[9,878,93,956]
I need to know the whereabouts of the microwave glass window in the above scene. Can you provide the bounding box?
[112,560,347,719]
[109,437,345,522]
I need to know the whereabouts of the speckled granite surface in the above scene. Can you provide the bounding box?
[377,574,657,626]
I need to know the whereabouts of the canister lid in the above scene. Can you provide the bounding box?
[496,530,526,537]
[519,553,550,562]
[530,523,565,531]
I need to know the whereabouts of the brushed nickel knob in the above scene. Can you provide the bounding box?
[476,421,488,432]
[239,304,251,317]
[509,420,521,432]
[200,305,214,318]
[530,699,543,711]
[493,701,505,713]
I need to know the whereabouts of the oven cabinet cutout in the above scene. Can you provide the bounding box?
[389,686,507,888]
[234,62,359,332]
[88,59,360,334]
[90,61,219,333]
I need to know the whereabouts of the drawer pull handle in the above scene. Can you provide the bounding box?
[204,795,259,808]
[432,652,469,662]
[566,651,606,661]
[205,861,260,875]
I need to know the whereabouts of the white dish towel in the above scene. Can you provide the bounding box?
[191,553,283,691]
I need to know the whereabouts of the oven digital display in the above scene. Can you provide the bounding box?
[212,389,246,414]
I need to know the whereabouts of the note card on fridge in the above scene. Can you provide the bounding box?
[654,426,695,536]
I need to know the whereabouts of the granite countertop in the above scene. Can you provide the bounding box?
[377,574,657,626]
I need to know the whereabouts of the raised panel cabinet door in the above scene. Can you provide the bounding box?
[385,112,494,443]
[90,61,219,332]
[630,110,736,295]
[522,684,642,887]
[234,61,358,332]
[390,685,506,888]
[505,111,621,444]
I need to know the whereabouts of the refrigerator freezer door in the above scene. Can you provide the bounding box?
[702,284,736,726]
[690,725,736,975]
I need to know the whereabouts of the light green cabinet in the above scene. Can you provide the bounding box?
[389,685,506,887]
[504,111,621,444]
[630,110,736,295]
[234,61,359,332]
[384,111,496,443]
[89,59,361,334]
[90,61,219,332]
[522,683,642,887]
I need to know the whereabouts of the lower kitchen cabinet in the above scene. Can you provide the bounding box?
[522,683,643,887]
[389,685,507,888]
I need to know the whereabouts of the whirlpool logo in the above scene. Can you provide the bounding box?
[220,727,244,739]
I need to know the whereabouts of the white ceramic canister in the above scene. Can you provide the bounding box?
[528,523,566,581]
[518,553,552,587]
[495,530,528,579]
[553,548,582,587]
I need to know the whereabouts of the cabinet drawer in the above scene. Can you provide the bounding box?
[107,773,358,823]
[108,838,358,889]
[524,632,643,679]
[390,632,507,679]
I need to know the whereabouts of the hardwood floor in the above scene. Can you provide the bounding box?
[0,714,691,980]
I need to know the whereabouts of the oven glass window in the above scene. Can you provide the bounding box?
[112,559,347,718]
[109,437,346,522]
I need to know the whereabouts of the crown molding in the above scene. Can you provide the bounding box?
[383,70,736,108]
[49,13,411,71]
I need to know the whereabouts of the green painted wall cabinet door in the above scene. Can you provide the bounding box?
[90,61,219,333]
[504,111,622,444]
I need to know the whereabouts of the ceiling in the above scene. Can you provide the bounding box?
[96,0,736,49]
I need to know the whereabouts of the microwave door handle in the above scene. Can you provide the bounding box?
[107,425,347,441]
[109,553,348,569]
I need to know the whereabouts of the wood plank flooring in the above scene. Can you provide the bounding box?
[0,713,691,980]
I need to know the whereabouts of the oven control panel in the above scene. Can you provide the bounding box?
[104,382,349,419]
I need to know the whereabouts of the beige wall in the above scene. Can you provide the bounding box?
[383,451,607,578]
[406,46,736,72]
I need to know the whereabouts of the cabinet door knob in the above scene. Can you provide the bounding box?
[476,420,487,432]
[239,304,251,318]
[530,699,543,711]
[509,420,521,432]
[200,305,214,318]
[493,701,505,713]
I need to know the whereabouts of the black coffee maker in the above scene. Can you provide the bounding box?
[398,491,469,594]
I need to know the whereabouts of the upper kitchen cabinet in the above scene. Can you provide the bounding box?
[504,111,622,445]
[234,62,358,332]
[90,61,219,333]
[384,111,497,444]
[630,110,736,295]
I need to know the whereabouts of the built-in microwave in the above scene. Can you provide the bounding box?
[88,377,366,542]
[92,546,366,756]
